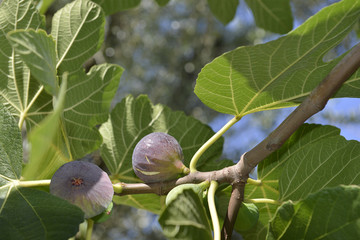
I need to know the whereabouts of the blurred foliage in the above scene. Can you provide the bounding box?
[102,0,255,123]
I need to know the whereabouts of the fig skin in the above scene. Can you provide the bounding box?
[50,161,114,219]
[132,132,188,183]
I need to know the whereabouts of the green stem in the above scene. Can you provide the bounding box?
[246,178,262,186]
[208,181,220,240]
[189,116,240,172]
[244,198,281,205]
[18,179,51,187]
[86,219,94,240]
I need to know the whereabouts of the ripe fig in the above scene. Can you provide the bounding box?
[132,132,189,183]
[50,161,114,219]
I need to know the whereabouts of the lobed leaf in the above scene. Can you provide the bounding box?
[0,187,84,240]
[22,78,68,180]
[100,95,226,212]
[100,94,224,180]
[241,124,343,240]
[279,133,360,201]
[158,189,212,240]
[268,185,360,240]
[245,0,293,34]
[52,0,105,75]
[63,64,123,160]
[195,0,360,117]
[0,95,84,239]
[0,104,22,185]
[7,29,58,96]
[0,0,51,131]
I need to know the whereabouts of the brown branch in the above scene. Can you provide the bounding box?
[221,182,245,240]
[114,42,360,239]
[221,42,360,238]
[239,42,360,177]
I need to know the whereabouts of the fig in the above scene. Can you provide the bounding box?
[132,132,189,183]
[50,161,114,219]
[165,182,209,205]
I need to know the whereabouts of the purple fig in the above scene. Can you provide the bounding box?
[132,132,189,183]
[50,161,114,219]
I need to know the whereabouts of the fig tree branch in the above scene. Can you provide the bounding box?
[223,41,360,239]
[113,42,360,239]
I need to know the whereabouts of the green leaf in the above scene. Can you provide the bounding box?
[195,0,360,117]
[0,104,22,184]
[279,133,360,201]
[7,29,58,96]
[90,0,141,15]
[155,0,170,7]
[0,92,84,240]
[113,194,165,214]
[216,190,259,232]
[241,124,341,240]
[159,189,213,240]
[63,64,123,160]
[52,0,105,75]
[100,95,224,212]
[0,0,51,131]
[245,0,293,34]
[100,95,224,180]
[207,0,239,24]
[267,185,360,240]
[22,77,68,180]
[0,187,84,240]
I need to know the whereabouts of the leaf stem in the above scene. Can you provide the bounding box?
[86,219,94,240]
[244,198,281,205]
[189,116,240,172]
[208,181,220,240]
[18,179,51,187]
[246,178,262,186]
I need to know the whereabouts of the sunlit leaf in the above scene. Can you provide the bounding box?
[100,95,225,212]
[268,185,360,240]
[22,78,68,180]
[63,64,123,160]
[245,0,293,34]
[52,0,105,75]
[159,189,212,240]
[279,132,360,201]
[7,29,58,96]
[195,0,360,117]
[100,95,224,180]
[0,104,22,185]
[241,124,341,240]
[0,0,51,131]
[91,0,141,15]
[0,98,84,240]
[207,0,239,24]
